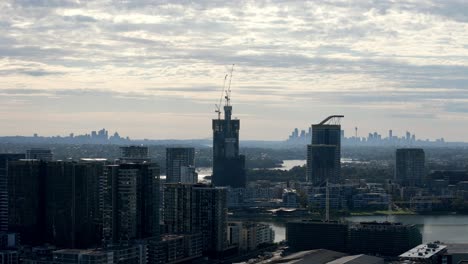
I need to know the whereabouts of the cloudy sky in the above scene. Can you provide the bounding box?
[1,0,468,141]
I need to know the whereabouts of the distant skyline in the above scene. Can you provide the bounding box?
[1,1,468,141]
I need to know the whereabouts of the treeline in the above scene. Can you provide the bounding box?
[246,166,306,182]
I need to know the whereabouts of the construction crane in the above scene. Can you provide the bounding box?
[225,64,235,107]
[215,74,228,119]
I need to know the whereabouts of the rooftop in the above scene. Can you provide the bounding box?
[399,243,447,259]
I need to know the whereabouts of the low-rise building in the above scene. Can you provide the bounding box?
[399,242,447,263]
[228,222,274,251]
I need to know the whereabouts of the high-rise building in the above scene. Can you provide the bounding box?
[164,183,227,254]
[8,160,46,245]
[307,115,343,185]
[102,163,160,246]
[0,154,25,233]
[166,148,197,183]
[396,148,425,187]
[8,159,105,248]
[119,146,150,163]
[212,101,246,188]
[44,161,104,248]
[26,148,53,161]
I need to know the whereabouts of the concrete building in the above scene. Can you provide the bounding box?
[212,97,246,188]
[25,149,53,161]
[0,154,25,233]
[102,163,160,246]
[396,148,425,187]
[52,245,146,264]
[282,189,299,208]
[163,183,227,254]
[307,116,343,185]
[147,234,203,264]
[227,222,274,251]
[166,148,197,183]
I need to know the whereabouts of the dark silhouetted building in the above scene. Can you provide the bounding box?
[0,154,25,233]
[26,148,53,161]
[164,183,227,254]
[102,163,160,246]
[8,160,46,245]
[307,116,342,185]
[396,148,425,187]
[212,102,246,188]
[44,161,104,248]
[8,159,105,248]
[348,222,422,256]
[306,145,337,185]
[166,148,197,183]
[286,220,348,252]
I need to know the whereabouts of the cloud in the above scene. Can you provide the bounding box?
[1,0,468,140]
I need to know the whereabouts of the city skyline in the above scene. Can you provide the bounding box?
[2,1,468,141]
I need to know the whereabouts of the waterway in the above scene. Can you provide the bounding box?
[255,215,468,243]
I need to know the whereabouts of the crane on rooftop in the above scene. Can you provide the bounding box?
[319,115,344,125]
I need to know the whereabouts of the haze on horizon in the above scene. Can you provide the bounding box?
[1,1,468,141]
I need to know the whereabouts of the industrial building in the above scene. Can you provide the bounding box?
[286,220,348,252]
[348,221,422,256]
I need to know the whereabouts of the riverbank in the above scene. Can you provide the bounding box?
[349,209,416,216]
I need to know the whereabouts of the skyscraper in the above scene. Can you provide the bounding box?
[212,100,246,188]
[166,148,197,183]
[396,148,425,187]
[306,115,343,185]
[0,154,25,232]
[102,163,160,246]
[164,183,227,254]
[26,148,53,161]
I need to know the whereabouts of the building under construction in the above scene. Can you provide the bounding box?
[307,115,343,185]
[211,66,246,188]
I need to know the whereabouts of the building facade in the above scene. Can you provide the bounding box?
[25,149,53,161]
[212,104,246,188]
[307,116,342,185]
[163,183,228,254]
[0,154,25,233]
[396,148,425,187]
[166,148,196,184]
[102,163,160,246]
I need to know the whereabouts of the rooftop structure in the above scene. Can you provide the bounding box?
[399,243,447,260]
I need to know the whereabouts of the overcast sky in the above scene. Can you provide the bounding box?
[1,0,468,141]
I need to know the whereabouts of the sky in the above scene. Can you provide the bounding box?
[1,0,468,141]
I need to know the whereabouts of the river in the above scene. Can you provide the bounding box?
[257,215,468,243]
